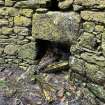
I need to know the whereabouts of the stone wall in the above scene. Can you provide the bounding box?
[0,0,105,79]
[0,0,105,103]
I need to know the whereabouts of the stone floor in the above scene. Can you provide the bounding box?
[0,66,104,105]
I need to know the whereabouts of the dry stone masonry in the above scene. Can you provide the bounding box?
[0,0,105,104]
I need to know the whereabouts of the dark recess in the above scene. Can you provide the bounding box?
[35,39,70,60]
[47,0,60,11]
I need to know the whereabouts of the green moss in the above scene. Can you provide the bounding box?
[18,42,36,60]
[1,27,13,35]
[83,22,95,32]
[32,12,80,43]
[74,0,105,9]
[32,13,61,41]
[5,0,14,6]
[81,52,105,67]
[81,11,105,24]
[78,32,96,50]
[4,44,18,55]
[19,9,33,17]
[95,25,104,32]
[14,16,31,26]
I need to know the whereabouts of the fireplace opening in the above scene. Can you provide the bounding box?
[35,39,70,73]
[35,39,70,60]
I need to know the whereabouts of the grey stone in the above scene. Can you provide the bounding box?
[0,0,4,5]
[0,19,8,26]
[14,16,31,26]
[81,11,105,24]
[32,12,81,44]
[74,0,105,9]
[14,0,51,8]
[4,44,18,55]
[18,42,36,60]
[14,26,29,36]
[0,7,18,16]
[58,0,73,10]
[1,27,13,35]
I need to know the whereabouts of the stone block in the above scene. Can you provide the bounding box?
[58,0,73,10]
[74,0,105,9]
[14,26,29,36]
[18,42,36,60]
[14,0,51,8]
[4,44,18,55]
[32,12,81,44]
[14,16,31,26]
[81,11,105,24]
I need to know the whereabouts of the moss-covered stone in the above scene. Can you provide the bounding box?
[0,19,8,26]
[19,9,33,17]
[69,57,105,85]
[73,4,83,11]
[78,32,100,50]
[81,52,105,67]
[0,35,9,39]
[4,44,18,55]
[85,63,105,85]
[36,8,48,13]
[0,58,5,64]
[83,22,95,32]
[0,0,4,5]
[16,39,29,45]
[0,48,4,55]
[0,7,18,16]
[74,0,105,9]
[14,16,31,26]
[18,42,36,60]
[17,36,25,40]
[5,0,15,6]
[14,0,51,8]
[1,27,13,35]
[8,17,14,27]
[81,11,105,24]
[95,25,104,32]
[58,0,73,10]
[32,12,80,44]
[87,83,105,101]
[14,26,29,36]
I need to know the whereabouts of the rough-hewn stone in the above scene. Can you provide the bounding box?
[14,0,51,8]
[0,0,4,5]
[19,9,33,17]
[95,25,104,32]
[1,27,13,35]
[78,32,100,50]
[81,11,105,24]
[18,42,36,60]
[69,57,105,85]
[74,0,105,9]
[5,0,15,6]
[0,7,18,16]
[0,19,8,26]
[80,52,105,67]
[14,16,31,26]
[58,0,73,10]
[4,44,18,55]
[83,22,95,32]
[32,12,81,44]
[14,27,29,36]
